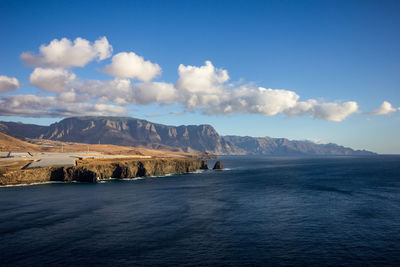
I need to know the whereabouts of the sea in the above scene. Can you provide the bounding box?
[0,156,399,266]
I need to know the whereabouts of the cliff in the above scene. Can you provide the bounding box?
[0,116,376,156]
[0,117,239,154]
[0,158,203,186]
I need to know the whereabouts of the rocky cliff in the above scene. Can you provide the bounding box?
[0,121,47,139]
[0,116,375,156]
[0,117,238,154]
[0,158,203,186]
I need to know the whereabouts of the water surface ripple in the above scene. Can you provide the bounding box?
[1,156,399,266]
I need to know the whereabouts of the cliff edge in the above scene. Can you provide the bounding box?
[0,158,203,186]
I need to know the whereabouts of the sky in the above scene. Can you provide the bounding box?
[0,0,399,153]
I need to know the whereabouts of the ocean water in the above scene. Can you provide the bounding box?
[1,156,399,266]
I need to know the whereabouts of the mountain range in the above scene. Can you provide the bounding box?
[0,116,375,156]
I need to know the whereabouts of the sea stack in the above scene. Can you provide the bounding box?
[200,160,208,169]
[213,161,223,170]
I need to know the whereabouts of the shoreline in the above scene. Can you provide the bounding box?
[0,157,206,186]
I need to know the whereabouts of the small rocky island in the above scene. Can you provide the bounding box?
[213,161,223,170]
[200,160,208,170]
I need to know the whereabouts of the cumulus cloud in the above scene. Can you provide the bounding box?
[132,82,177,104]
[82,61,359,121]
[21,37,112,68]
[103,52,161,81]
[222,87,299,115]
[0,94,126,117]
[58,90,77,102]
[3,46,363,122]
[74,78,134,104]
[29,68,76,92]
[285,100,359,121]
[370,101,397,115]
[308,102,359,122]
[0,75,20,92]
[172,61,358,121]
[177,60,228,93]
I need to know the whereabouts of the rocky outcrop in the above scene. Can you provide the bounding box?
[0,158,203,186]
[200,160,208,170]
[213,161,223,170]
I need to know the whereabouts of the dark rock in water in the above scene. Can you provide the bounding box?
[213,161,223,170]
[200,160,208,169]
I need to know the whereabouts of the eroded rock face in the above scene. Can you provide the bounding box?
[213,161,223,170]
[0,117,376,156]
[0,158,203,185]
[0,117,241,154]
[200,160,208,170]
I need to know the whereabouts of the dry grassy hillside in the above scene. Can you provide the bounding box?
[0,133,212,159]
[0,132,41,152]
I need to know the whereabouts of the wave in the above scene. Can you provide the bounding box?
[0,181,64,188]
[1,169,210,187]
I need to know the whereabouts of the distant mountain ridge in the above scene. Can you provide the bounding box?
[223,135,374,156]
[0,116,238,154]
[0,116,375,155]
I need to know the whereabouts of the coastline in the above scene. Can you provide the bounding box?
[0,157,205,186]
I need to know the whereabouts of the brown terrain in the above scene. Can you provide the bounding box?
[0,132,213,186]
[0,132,41,152]
[0,132,211,158]
[0,116,375,156]
[0,157,205,186]
[0,117,240,154]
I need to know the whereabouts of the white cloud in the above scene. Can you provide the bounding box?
[284,100,317,116]
[58,90,77,102]
[175,61,231,109]
[176,60,228,94]
[21,37,112,68]
[81,78,132,98]
[285,100,359,122]
[309,101,359,122]
[0,94,126,117]
[1,53,362,122]
[29,68,76,92]
[103,52,161,81]
[173,61,357,121]
[133,82,177,104]
[230,87,299,115]
[0,75,20,92]
[370,101,397,115]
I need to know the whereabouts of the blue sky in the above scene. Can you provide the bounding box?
[0,0,399,153]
